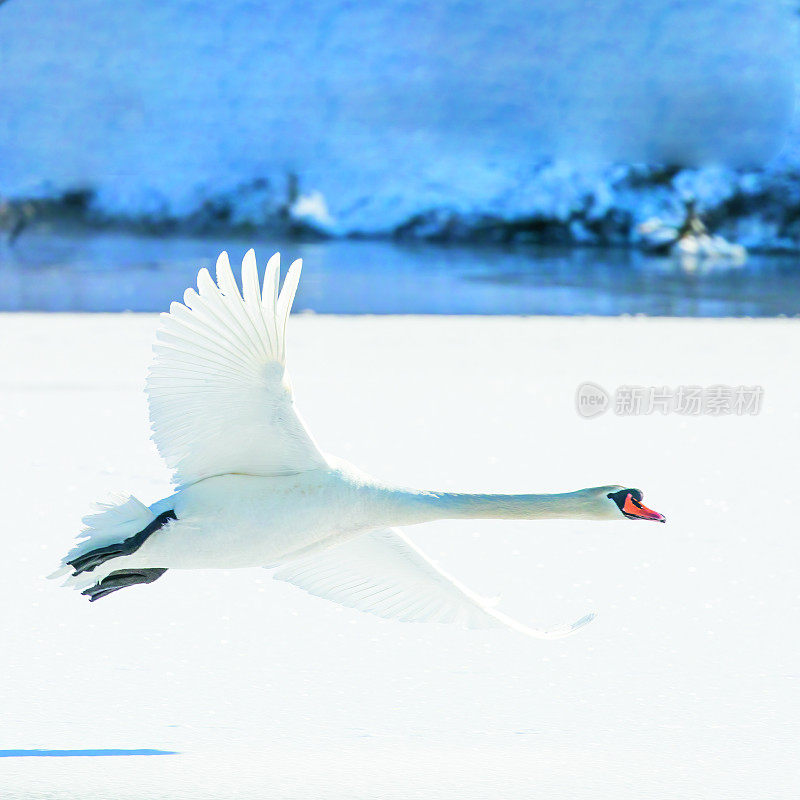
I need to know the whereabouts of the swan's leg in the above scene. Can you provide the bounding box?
[81,568,168,602]
[69,510,177,575]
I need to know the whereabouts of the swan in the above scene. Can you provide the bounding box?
[50,250,665,639]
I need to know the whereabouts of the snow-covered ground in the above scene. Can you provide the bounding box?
[1,312,798,798]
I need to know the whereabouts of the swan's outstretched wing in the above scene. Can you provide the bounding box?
[147,250,327,487]
[273,529,595,640]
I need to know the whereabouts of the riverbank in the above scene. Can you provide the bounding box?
[7,163,800,254]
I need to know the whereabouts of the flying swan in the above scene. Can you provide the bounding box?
[50,250,665,639]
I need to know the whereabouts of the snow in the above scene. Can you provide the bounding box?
[2,312,799,798]
[0,1,796,241]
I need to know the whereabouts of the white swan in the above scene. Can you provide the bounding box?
[50,250,665,639]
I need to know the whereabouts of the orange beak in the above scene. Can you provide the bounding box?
[623,493,666,522]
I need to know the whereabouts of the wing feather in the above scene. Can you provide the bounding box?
[276,259,303,363]
[262,252,281,354]
[273,529,595,640]
[147,250,326,486]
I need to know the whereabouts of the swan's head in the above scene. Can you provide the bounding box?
[603,486,666,523]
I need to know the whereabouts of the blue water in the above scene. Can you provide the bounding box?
[0,749,177,757]
[2,232,800,316]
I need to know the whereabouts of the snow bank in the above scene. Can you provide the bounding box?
[0,1,797,248]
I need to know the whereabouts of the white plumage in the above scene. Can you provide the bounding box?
[148,251,325,486]
[274,528,593,638]
[52,249,665,638]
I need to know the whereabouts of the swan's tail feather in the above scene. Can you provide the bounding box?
[48,495,156,590]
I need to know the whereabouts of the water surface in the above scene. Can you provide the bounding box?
[2,232,800,316]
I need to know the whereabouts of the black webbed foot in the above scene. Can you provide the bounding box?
[69,510,177,575]
[82,568,168,602]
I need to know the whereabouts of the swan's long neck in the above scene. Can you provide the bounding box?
[378,488,605,526]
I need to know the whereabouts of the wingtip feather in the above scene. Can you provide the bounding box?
[277,259,303,314]
[216,250,231,272]
[216,251,240,297]
[241,249,261,305]
[263,252,281,308]
[196,267,217,297]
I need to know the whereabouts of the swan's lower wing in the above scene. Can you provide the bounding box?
[272,529,595,640]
